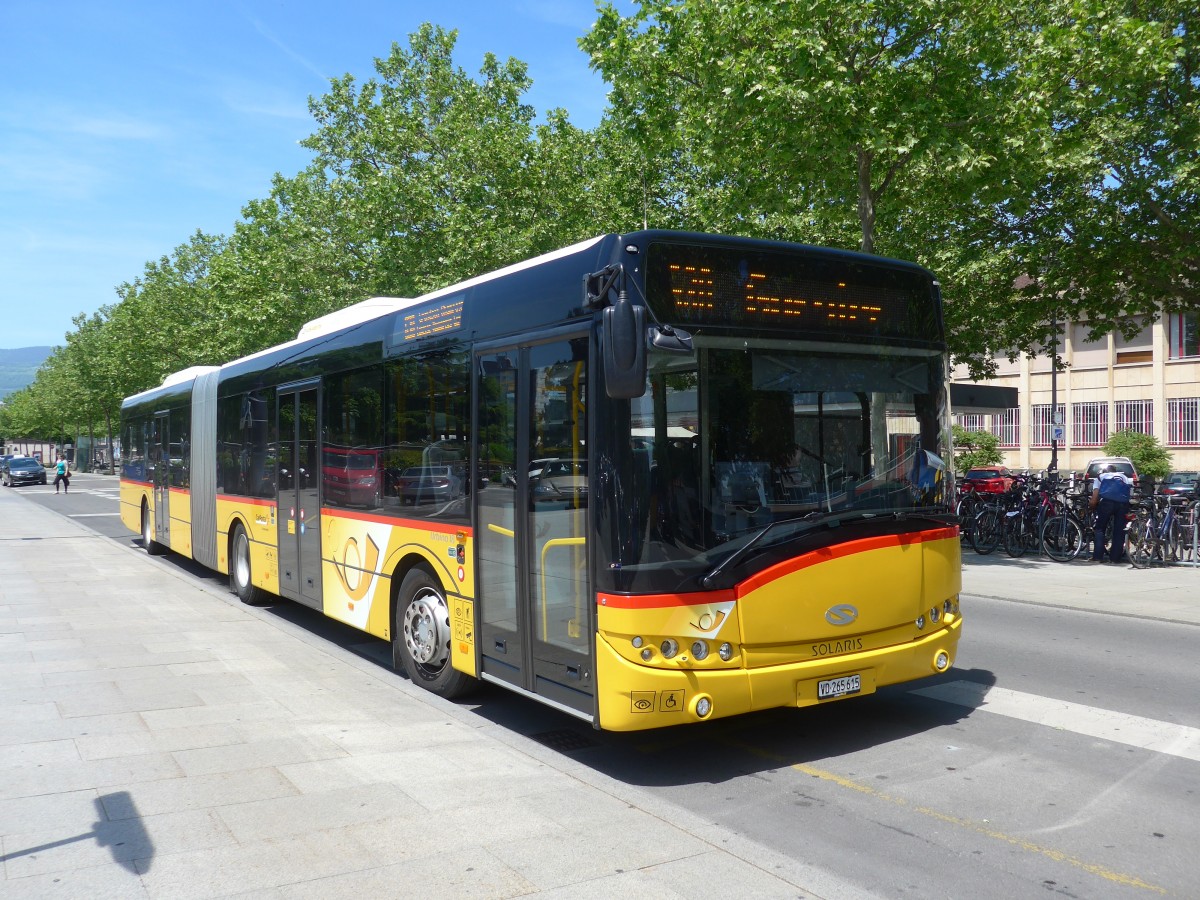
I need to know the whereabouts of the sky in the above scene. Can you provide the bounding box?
[0,1,615,350]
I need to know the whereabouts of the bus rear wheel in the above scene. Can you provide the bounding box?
[393,566,472,699]
[141,502,165,556]
[231,524,270,605]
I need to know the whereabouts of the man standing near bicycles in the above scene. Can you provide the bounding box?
[1090,463,1134,563]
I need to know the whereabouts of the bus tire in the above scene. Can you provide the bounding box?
[141,502,165,556]
[231,524,270,605]
[393,566,473,699]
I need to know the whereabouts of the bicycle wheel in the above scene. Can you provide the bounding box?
[1042,515,1084,562]
[971,508,1003,555]
[1002,515,1028,558]
[1128,518,1158,569]
[956,495,981,543]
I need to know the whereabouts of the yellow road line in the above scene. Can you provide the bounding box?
[729,739,1166,895]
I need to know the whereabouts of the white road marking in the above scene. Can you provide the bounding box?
[69,513,122,518]
[912,679,1200,762]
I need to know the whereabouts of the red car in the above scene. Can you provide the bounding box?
[961,466,1015,494]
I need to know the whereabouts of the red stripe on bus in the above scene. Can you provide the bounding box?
[319,508,473,536]
[737,527,958,596]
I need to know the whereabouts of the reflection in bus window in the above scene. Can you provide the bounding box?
[378,350,470,522]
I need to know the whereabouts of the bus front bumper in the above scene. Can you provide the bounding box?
[594,616,962,732]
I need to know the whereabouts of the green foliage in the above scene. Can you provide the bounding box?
[16,5,1196,438]
[1102,430,1173,481]
[582,0,1198,376]
[951,425,1004,474]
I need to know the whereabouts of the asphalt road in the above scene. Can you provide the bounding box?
[17,473,1200,898]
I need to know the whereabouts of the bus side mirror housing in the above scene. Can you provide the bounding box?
[602,302,647,399]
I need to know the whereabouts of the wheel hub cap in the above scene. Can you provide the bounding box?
[404,589,449,668]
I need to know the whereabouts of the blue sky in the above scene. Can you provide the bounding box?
[0,1,614,349]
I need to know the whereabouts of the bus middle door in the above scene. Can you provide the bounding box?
[277,383,323,609]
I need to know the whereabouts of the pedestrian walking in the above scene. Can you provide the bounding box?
[1090,463,1133,562]
[53,455,71,494]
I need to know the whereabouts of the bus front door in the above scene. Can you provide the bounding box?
[152,412,170,548]
[475,334,594,720]
[277,384,322,609]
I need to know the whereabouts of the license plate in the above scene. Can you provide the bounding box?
[818,674,861,699]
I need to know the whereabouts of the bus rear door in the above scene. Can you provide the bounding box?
[151,412,170,548]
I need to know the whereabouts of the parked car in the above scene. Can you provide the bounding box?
[321,447,383,508]
[529,458,588,510]
[1083,456,1139,486]
[396,465,463,506]
[1161,471,1199,496]
[960,465,1015,494]
[3,456,47,487]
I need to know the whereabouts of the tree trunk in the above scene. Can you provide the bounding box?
[856,147,876,256]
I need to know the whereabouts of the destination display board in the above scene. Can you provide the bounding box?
[642,241,940,342]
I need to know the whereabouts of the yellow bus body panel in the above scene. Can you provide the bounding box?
[316,511,478,677]
[596,531,962,732]
[119,480,148,536]
[215,496,279,590]
[167,488,193,559]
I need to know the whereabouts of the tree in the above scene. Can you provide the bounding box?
[581,1,1195,374]
[300,24,600,298]
[1102,430,1172,481]
[951,425,1003,475]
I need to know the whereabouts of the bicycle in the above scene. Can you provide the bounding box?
[970,486,1019,555]
[1039,484,1087,561]
[1130,493,1193,568]
[956,483,984,546]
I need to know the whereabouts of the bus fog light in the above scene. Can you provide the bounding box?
[661,639,679,659]
[718,642,733,661]
[632,636,643,648]
[640,648,654,661]
[915,615,926,630]
[691,640,709,660]
[694,695,713,718]
[933,650,951,672]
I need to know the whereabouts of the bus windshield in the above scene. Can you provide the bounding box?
[615,337,950,589]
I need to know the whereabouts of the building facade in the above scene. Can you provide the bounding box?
[951,311,1200,475]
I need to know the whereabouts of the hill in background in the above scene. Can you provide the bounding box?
[0,347,52,400]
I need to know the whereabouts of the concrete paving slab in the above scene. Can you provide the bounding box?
[7,480,1194,897]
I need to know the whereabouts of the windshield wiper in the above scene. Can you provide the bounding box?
[699,510,880,589]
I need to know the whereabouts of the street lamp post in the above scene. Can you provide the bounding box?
[1049,310,1059,477]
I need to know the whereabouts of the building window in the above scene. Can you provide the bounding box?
[1071,402,1108,446]
[955,413,987,431]
[1168,313,1199,360]
[990,408,1020,449]
[1167,398,1200,445]
[1031,404,1064,448]
[1115,399,1153,435]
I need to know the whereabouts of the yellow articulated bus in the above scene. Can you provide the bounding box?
[120,231,961,731]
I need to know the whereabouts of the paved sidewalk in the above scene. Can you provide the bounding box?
[962,545,1200,625]
[0,488,856,898]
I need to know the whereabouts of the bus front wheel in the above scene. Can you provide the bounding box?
[141,503,165,556]
[231,524,270,605]
[393,566,472,699]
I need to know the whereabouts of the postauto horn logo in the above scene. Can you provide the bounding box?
[825,604,859,626]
